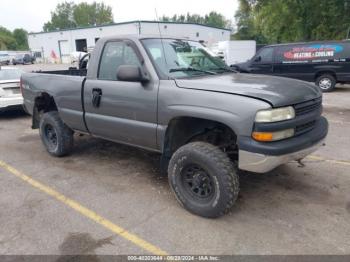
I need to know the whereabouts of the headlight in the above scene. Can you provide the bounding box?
[252,129,295,142]
[255,106,295,123]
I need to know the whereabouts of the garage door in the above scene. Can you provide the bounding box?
[58,40,70,63]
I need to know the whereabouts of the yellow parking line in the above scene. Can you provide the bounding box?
[0,160,168,256]
[307,155,350,166]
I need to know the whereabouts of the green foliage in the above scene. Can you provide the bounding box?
[234,0,350,44]
[73,2,113,27]
[43,2,76,32]
[0,26,28,50]
[13,28,29,50]
[43,1,113,32]
[161,12,231,28]
[205,12,230,28]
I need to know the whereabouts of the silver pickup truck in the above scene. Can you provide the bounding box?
[21,35,328,218]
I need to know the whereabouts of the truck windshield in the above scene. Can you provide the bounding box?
[142,38,232,78]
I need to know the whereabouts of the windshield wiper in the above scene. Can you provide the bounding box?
[169,67,217,75]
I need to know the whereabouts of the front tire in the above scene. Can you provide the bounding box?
[168,142,239,218]
[39,111,74,157]
[316,74,336,92]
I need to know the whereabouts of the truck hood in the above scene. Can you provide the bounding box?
[175,73,321,107]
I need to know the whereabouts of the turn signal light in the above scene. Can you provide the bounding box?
[252,129,295,142]
[252,132,274,142]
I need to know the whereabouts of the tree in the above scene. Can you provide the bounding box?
[0,27,17,50]
[13,28,29,50]
[73,2,113,26]
[204,12,229,28]
[43,2,76,32]
[160,12,230,29]
[0,26,29,50]
[234,0,350,44]
[234,0,251,38]
[43,1,113,32]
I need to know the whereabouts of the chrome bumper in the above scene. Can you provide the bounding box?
[238,139,326,173]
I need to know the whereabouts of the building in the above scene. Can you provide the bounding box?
[28,20,231,63]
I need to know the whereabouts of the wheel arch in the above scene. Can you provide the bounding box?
[32,92,58,129]
[161,116,238,159]
[315,70,337,81]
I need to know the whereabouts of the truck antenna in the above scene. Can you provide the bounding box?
[154,7,169,70]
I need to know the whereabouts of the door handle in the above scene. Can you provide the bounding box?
[92,88,102,108]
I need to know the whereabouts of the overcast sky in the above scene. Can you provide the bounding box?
[1,0,238,33]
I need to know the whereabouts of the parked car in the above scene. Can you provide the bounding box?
[12,54,35,65]
[21,36,328,218]
[232,40,350,92]
[0,66,25,112]
[0,53,10,65]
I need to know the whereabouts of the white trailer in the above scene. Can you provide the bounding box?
[211,40,256,66]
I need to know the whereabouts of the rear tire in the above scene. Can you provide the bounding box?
[39,111,74,157]
[316,74,336,92]
[168,142,239,218]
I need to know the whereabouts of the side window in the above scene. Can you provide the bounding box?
[124,45,141,66]
[98,41,141,80]
[256,47,274,63]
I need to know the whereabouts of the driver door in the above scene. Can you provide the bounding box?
[83,40,158,150]
[249,47,274,74]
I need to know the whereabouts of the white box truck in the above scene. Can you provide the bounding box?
[211,40,256,66]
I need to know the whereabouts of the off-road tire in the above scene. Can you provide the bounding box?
[39,111,74,157]
[316,74,336,92]
[168,142,239,218]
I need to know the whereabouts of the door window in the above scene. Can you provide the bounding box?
[98,41,141,80]
[255,47,273,63]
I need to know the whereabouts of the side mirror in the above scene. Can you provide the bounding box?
[116,65,149,83]
[254,56,261,62]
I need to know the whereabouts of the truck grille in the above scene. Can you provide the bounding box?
[295,120,316,136]
[293,97,322,136]
[294,97,322,116]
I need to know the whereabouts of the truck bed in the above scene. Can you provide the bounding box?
[22,70,87,132]
[33,68,87,76]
